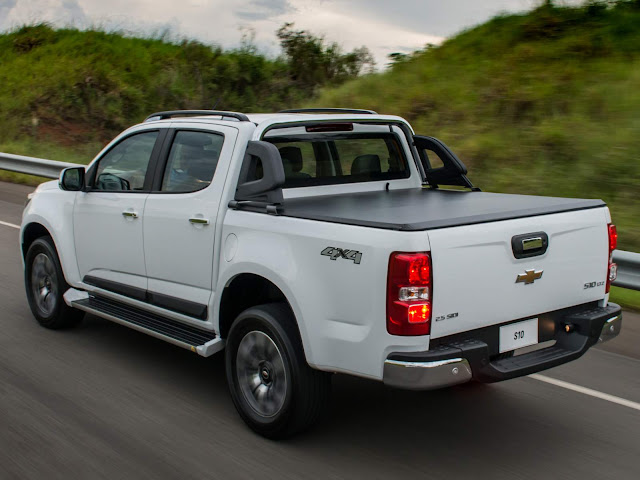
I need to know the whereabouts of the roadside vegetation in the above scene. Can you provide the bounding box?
[0,2,639,307]
[0,21,372,164]
[315,0,640,254]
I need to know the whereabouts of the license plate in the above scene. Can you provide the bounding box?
[499,318,538,353]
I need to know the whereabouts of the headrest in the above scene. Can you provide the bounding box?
[185,149,217,180]
[279,146,303,173]
[351,154,381,175]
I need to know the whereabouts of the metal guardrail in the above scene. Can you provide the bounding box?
[0,152,78,179]
[0,151,639,291]
[613,250,640,291]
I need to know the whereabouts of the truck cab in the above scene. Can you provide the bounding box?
[21,108,622,438]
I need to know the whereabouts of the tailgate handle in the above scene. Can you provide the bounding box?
[512,232,549,259]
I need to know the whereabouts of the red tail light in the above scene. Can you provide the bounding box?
[606,223,617,293]
[608,224,618,251]
[387,252,432,336]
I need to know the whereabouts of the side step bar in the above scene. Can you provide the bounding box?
[67,291,224,357]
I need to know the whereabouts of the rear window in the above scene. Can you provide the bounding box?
[265,132,410,188]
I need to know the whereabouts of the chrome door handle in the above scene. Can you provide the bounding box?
[189,217,210,225]
[122,211,138,218]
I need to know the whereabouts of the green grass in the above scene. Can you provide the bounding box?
[313,1,640,252]
[610,286,640,312]
[0,23,309,146]
[2,2,640,253]
[0,22,366,185]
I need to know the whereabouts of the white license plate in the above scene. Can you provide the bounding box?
[499,318,538,353]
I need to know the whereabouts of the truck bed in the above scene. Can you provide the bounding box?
[279,188,605,231]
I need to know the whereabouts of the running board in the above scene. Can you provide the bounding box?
[69,293,224,357]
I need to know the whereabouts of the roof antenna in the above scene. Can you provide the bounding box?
[212,97,222,110]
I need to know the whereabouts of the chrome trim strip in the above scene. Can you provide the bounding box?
[383,357,472,391]
[384,358,465,369]
[522,237,543,250]
[598,314,622,343]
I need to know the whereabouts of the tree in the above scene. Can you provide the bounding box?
[276,23,375,91]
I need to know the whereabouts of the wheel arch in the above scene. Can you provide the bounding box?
[21,222,52,260]
[21,211,81,286]
[216,271,312,364]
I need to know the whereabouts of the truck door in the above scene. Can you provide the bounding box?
[142,124,238,320]
[73,129,164,298]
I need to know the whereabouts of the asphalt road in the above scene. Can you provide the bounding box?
[1,180,639,480]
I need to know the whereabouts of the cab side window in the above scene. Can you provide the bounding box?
[161,131,224,193]
[93,131,159,191]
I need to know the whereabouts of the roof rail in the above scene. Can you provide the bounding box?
[144,110,250,122]
[278,108,377,115]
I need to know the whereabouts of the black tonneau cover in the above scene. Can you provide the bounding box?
[279,188,605,231]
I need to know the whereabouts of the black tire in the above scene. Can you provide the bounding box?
[24,236,84,329]
[225,303,331,439]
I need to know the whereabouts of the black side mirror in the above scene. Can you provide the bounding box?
[236,141,285,203]
[413,135,474,189]
[59,167,85,191]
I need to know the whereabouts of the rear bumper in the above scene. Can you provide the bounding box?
[383,303,622,390]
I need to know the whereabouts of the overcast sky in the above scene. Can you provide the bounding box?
[1,0,581,66]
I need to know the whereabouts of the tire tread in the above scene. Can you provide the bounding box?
[226,302,331,439]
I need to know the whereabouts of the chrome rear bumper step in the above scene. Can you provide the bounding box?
[384,303,622,389]
[71,295,223,357]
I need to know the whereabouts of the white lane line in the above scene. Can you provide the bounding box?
[530,374,640,412]
[0,220,20,229]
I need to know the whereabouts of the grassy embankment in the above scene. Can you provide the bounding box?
[312,1,640,308]
[0,23,313,178]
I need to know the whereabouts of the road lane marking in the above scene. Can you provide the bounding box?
[530,374,640,412]
[0,220,20,229]
[3,209,638,415]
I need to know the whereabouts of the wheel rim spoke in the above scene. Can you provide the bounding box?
[30,253,57,316]
[236,330,287,418]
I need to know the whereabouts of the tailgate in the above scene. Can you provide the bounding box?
[428,207,609,339]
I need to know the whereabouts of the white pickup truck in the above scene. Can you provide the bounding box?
[21,108,622,438]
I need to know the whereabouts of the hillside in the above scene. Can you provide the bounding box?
[0,2,639,254]
[0,22,370,148]
[315,1,640,251]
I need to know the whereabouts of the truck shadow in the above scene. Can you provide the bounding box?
[73,314,606,477]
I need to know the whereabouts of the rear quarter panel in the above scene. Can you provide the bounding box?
[216,210,433,380]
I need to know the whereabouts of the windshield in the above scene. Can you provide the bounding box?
[264,131,410,188]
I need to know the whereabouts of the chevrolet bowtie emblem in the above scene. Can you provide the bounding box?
[516,269,543,285]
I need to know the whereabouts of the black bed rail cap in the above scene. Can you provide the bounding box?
[278,108,377,115]
[145,110,250,122]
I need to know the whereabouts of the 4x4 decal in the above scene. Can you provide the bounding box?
[321,247,362,265]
